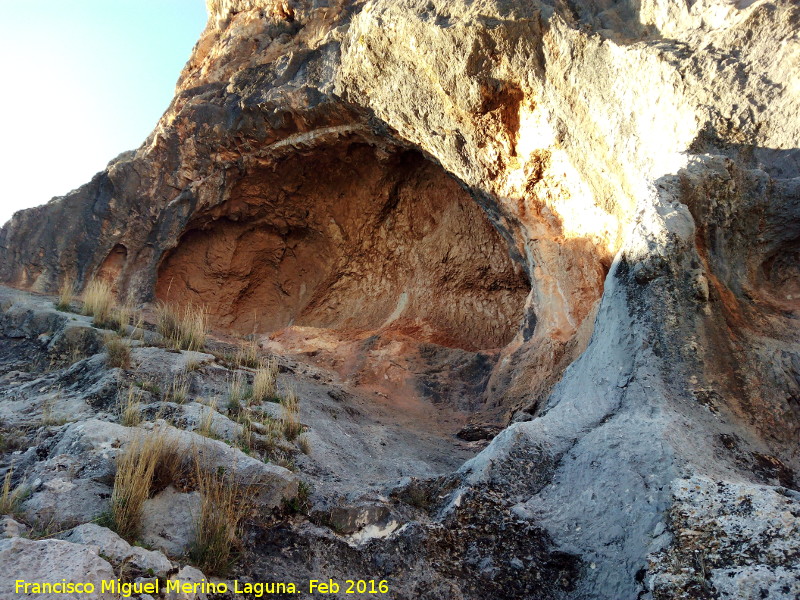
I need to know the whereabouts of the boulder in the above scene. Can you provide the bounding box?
[0,516,28,539]
[139,486,201,557]
[0,537,116,599]
[62,523,174,579]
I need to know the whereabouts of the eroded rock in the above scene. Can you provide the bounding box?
[0,537,116,600]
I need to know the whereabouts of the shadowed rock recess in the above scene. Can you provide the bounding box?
[1,1,799,599]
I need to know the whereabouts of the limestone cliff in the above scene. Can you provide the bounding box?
[1,1,799,598]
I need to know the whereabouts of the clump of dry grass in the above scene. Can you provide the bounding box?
[185,359,203,372]
[235,339,261,369]
[238,417,253,454]
[197,400,217,438]
[111,303,135,336]
[280,387,302,441]
[226,373,250,415]
[166,374,190,404]
[105,335,131,369]
[252,357,278,403]
[156,302,208,352]
[297,434,312,456]
[56,277,75,312]
[119,386,143,427]
[83,279,116,326]
[40,391,69,426]
[0,470,25,515]
[129,309,145,341]
[189,460,249,575]
[111,430,182,539]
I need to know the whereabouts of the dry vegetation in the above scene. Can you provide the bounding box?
[111,431,182,539]
[0,470,25,515]
[197,400,217,438]
[298,434,312,455]
[105,334,131,369]
[235,339,260,369]
[166,374,190,404]
[40,392,69,427]
[281,387,302,441]
[119,386,143,427]
[82,279,115,326]
[156,302,208,351]
[227,373,250,414]
[56,277,75,312]
[112,303,135,336]
[189,458,249,575]
[252,358,279,403]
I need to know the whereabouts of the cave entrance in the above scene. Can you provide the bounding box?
[156,141,529,355]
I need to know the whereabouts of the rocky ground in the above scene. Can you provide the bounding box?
[0,284,500,598]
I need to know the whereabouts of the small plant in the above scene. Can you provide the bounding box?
[119,386,142,427]
[0,470,26,515]
[111,430,181,540]
[105,335,131,369]
[297,434,312,456]
[197,400,217,438]
[276,455,296,472]
[251,415,282,457]
[83,279,116,327]
[111,303,135,336]
[130,310,145,341]
[189,460,249,575]
[235,339,261,369]
[185,359,203,373]
[0,424,27,453]
[283,480,311,515]
[56,277,75,312]
[40,392,68,426]
[280,387,302,441]
[166,374,190,404]
[156,302,208,352]
[226,373,250,415]
[237,416,254,454]
[252,357,278,403]
[135,380,162,397]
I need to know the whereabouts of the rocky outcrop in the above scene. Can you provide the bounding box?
[1,1,798,599]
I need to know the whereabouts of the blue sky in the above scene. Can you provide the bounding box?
[0,0,208,225]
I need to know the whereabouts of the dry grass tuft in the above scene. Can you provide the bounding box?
[105,338,129,367]
[297,434,312,456]
[238,417,253,454]
[40,390,69,426]
[250,415,283,458]
[166,374,191,404]
[105,335,131,369]
[189,459,249,575]
[226,373,250,415]
[119,386,143,427]
[281,387,302,441]
[111,430,181,539]
[197,400,217,438]
[83,279,116,326]
[156,302,208,352]
[185,359,203,372]
[235,339,261,369]
[56,277,75,312]
[252,357,278,403]
[111,303,136,336]
[0,470,25,515]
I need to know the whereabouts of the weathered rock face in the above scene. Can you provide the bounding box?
[155,143,528,351]
[0,0,798,598]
